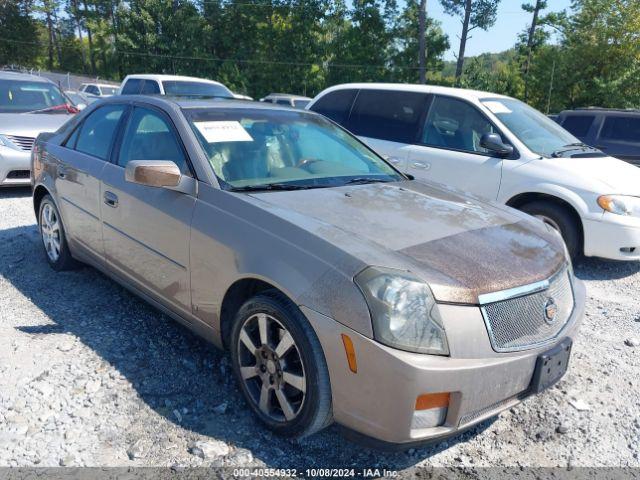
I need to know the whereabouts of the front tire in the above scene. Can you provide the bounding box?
[519,201,581,260]
[230,291,332,439]
[38,195,78,271]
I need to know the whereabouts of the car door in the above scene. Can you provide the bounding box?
[50,103,127,262]
[594,115,640,166]
[406,95,504,200]
[345,89,429,173]
[100,105,196,314]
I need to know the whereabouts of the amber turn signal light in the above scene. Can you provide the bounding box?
[341,334,358,373]
[415,392,450,411]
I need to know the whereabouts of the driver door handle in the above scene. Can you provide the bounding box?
[104,191,118,208]
[412,161,431,170]
[58,165,67,179]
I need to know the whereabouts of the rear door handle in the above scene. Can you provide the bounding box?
[103,191,118,208]
[412,161,431,170]
[58,165,67,179]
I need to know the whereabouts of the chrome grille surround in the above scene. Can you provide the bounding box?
[479,265,575,353]
[6,135,36,151]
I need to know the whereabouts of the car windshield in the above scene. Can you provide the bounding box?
[481,97,581,158]
[185,108,403,190]
[163,81,233,98]
[0,79,67,113]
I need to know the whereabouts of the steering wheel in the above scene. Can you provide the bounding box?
[297,158,321,168]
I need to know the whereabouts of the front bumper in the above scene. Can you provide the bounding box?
[0,147,31,186]
[302,278,585,446]
[583,213,640,260]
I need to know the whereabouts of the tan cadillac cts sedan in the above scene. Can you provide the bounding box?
[31,96,585,448]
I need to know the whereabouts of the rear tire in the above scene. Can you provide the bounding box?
[519,201,581,260]
[38,195,78,271]
[230,291,332,439]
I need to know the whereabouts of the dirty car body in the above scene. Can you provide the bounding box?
[32,96,585,447]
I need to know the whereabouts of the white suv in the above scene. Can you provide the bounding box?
[307,83,640,261]
[119,74,234,98]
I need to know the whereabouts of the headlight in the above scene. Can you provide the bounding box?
[597,195,640,217]
[0,135,21,151]
[355,267,449,355]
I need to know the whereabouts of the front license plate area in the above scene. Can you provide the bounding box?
[529,339,572,394]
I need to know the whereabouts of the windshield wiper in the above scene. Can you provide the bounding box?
[551,142,598,157]
[343,177,393,185]
[229,183,322,192]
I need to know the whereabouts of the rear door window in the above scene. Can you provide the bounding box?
[347,89,428,144]
[561,115,595,138]
[75,105,126,160]
[600,116,640,143]
[309,89,357,125]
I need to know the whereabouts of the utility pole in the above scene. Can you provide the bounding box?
[418,0,428,84]
[546,57,555,114]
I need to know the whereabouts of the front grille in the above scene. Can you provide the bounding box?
[480,266,574,352]
[7,170,30,179]
[6,135,36,151]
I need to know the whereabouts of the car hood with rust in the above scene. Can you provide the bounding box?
[248,180,567,304]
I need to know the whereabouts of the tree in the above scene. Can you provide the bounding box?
[391,0,449,83]
[439,0,501,82]
[0,0,40,66]
[521,0,547,100]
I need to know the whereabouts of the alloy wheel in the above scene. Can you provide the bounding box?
[236,313,306,422]
[41,203,61,262]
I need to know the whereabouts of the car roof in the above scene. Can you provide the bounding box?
[560,108,640,116]
[97,95,318,113]
[123,74,226,87]
[265,93,312,100]
[82,83,118,88]
[313,82,511,101]
[0,71,54,83]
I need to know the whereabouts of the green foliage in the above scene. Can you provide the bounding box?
[0,0,40,66]
[440,0,499,31]
[0,0,637,110]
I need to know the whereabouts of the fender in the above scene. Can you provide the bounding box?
[499,182,591,217]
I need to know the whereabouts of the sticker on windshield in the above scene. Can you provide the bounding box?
[194,121,253,143]
[483,101,512,114]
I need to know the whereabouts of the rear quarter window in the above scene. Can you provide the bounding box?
[347,89,428,144]
[121,79,143,95]
[309,89,358,125]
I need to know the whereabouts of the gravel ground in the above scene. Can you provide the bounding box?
[0,187,639,471]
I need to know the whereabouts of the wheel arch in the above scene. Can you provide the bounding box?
[219,276,295,351]
[505,191,585,250]
[33,184,52,220]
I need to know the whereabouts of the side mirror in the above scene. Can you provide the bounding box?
[125,160,181,188]
[480,133,514,157]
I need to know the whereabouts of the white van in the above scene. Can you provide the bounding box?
[307,83,640,261]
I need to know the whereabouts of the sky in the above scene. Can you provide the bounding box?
[426,0,574,61]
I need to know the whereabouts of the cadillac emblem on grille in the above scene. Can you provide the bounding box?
[544,297,558,324]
